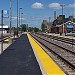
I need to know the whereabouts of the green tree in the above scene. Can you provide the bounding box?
[34,27,39,32]
[28,27,40,32]
[20,24,26,32]
[28,27,34,32]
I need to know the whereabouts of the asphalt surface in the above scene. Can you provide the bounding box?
[0,34,42,75]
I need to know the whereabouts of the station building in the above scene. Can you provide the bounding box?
[52,15,75,34]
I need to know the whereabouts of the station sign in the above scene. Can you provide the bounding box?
[3,10,9,18]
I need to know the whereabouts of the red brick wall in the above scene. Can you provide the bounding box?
[59,26,62,33]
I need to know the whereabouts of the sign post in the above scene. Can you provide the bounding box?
[1,10,3,53]
[1,10,9,54]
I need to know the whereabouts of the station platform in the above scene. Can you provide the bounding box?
[0,34,66,75]
[27,34,66,75]
[0,34,42,75]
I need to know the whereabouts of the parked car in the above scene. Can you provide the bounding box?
[65,31,75,36]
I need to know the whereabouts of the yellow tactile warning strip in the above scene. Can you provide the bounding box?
[27,34,66,75]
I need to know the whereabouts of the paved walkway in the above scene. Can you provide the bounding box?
[0,34,42,75]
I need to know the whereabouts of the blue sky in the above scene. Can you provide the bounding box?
[0,0,75,28]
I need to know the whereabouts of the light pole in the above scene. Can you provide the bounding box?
[10,0,12,35]
[60,4,65,34]
[60,4,65,15]
[20,13,23,33]
[17,0,18,37]
[19,8,22,27]
[1,10,3,53]
[49,17,51,23]
[21,13,23,25]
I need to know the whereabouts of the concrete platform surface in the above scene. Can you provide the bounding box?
[0,34,42,75]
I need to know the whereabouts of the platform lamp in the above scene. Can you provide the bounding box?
[21,13,23,33]
[10,0,12,43]
[21,13,23,25]
[10,0,12,35]
[19,8,22,34]
[1,10,3,53]
[17,0,19,37]
[19,8,22,27]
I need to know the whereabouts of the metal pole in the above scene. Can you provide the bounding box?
[27,24,28,32]
[10,0,12,43]
[10,0,12,35]
[21,13,23,25]
[19,8,22,27]
[17,0,18,37]
[62,5,64,34]
[60,4,65,34]
[19,9,22,35]
[49,17,50,23]
[1,10,3,53]
[49,17,51,32]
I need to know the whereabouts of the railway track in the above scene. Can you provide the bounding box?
[35,33,75,54]
[30,33,75,75]
[42,34,75,45]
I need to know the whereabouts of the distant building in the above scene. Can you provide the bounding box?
[0,25,9,33]
[47,22,52,32]
[41,20,48,32]
[52,15,75,33]
[41,20,52,32]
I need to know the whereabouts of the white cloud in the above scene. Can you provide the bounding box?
[31,2,44,9]
[67,3,75,8]
[48,3,61,10]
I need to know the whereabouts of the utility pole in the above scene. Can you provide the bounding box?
[27,24,28,32]
[19,8,22,27]
[1,10,3,53]
[60,4,65,34]
[60,4,65,15]
[10,0,12,35]
[17,0,18,37]
[21,13,23,25]
[10,0,12,43]
[49,17,51,23]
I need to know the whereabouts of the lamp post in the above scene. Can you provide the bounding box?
[20,13,23,34]
[60,4,65,15]
[60,4,65,34]
[21,13,23,25]
[49,17,51,23]
[19,8,22,27]
[10,0,12,35]
[17,0,18,37]
[1,10,3,53]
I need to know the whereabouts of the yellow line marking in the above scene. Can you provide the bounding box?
[27,34,66,75]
